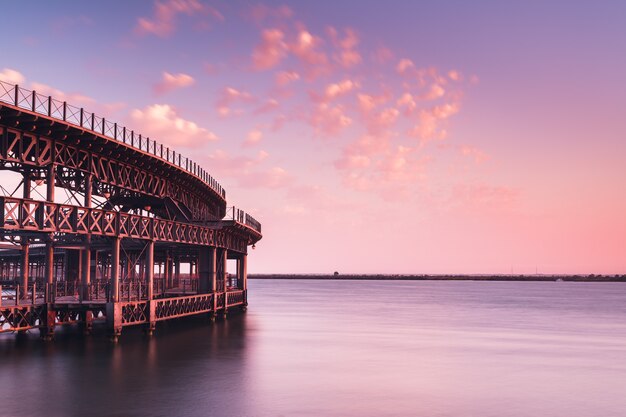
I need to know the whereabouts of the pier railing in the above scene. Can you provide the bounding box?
[0,80,225,199]
[224,206,262,234]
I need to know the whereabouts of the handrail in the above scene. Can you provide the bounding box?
[0,79,225,199]
[224,206,262,234]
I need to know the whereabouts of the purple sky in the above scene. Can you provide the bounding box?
[1,1,625,274]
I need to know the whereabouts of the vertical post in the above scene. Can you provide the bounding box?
[45,242,54,298]
[45,164,55,301]
[82,173,92,302]
[23,171,31,200]
[146,240,154,300]
[238,254,248,291]
[221,249,228,292]
[20,242,29,300]
[174,255,180,288]
[146,240,156,336]
[110,237,120,303]
[81,245,91,301]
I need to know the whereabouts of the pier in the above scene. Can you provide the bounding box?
[0,80,262,340]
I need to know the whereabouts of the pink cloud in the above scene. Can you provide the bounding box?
[135,0,222,38]
[289,29,330,79]
[0,68,25,85]
[215,86,255,117]
[371,46,394,64]
[252,29,288,70]
[153,72,195,94]
[130,104,218,147]
[309,103,352,136]
[335,135,427,199]
[460,145,489,164]
[327,27,362,68]
[206,149,292,189]
[244,129,263,146]
[247,4,294,23]
[30,81,96,107]
[323,79,359,101]
[254,98,280,114]
[275,70,300,87]
[396,58,415,75]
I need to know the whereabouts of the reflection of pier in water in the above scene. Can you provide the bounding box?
[0,80,262,340]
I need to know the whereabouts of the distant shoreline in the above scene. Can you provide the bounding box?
[249,274,626,282]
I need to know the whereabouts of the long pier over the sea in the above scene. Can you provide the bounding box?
[0,80,262,340]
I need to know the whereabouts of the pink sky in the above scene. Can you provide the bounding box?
[1,1,624,274]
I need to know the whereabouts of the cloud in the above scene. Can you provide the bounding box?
[130,104,218,147]
[327,27,362,68]
[135,0,222,38]
[460,145,489,164]
[247,4,293,24]
[215,86,255,117]
[275,70,300,87]
[408,102,461,142]
[244,129,263,146]
[335,135,427,199]
[252,29,288,70]
[30,82,96,107]
[254,98,280,114]
[289,29,330,79]
[323,79,359,101]
[0,68,25,85]
[309,103,352,136]
[396,58,415,74]
[206,149,292,189]
[153,72,195,94]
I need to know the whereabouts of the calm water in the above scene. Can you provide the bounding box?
[1,280,625,417]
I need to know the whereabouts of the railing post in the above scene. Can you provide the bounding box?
[15,285,19,305]
[14,85,18,106]
[63,101,67,120]
[91,112,95,130]
[47,96,52,116]
[80,108,84,126]
[31,90,35,111]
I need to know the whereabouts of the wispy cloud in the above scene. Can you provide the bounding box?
[135,0,222,37]
[130,104,218,147]
[153,72,195,94]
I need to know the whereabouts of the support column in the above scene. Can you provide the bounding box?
[146,240,154,300]
[220,248,228,319]
[145,240,156,336]
[238,253,248,310]
[174,255,180,288]
[81,245,91,301]
[20,242,29,300]
[106,236,122,342]
[165,253,173,289]
[110,237,120,303]
[221,249,228,292]
[45,242,54,295]
[237,254,247,291]
[81,172,93,334]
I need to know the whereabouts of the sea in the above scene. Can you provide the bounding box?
[1,279,625,417]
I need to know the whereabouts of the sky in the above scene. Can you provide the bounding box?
[1,0,625,274]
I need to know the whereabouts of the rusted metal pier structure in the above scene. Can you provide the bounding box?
[0,80,261,340]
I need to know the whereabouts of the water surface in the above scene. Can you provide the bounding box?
[1,280,625,417]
